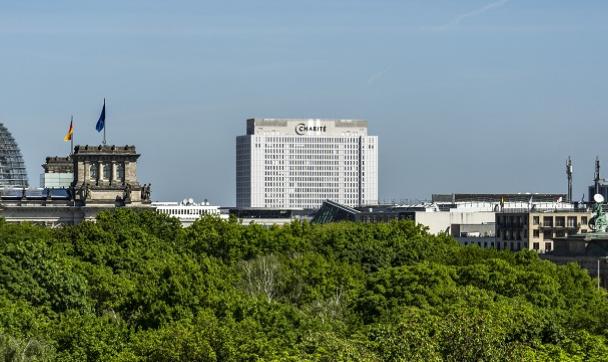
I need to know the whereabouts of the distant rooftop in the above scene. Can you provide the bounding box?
[73,145,138,155]
[245,118,369,136]
[432,193,567,203]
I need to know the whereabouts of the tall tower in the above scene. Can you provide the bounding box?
[566,156,573,202]
[0,123,28,188]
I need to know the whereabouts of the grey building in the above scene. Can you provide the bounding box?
[71,145,147,205]
[0,144,152,226]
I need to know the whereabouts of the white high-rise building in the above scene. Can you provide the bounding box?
[236,118,378,209]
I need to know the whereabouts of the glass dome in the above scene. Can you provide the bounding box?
[0,123,28,188]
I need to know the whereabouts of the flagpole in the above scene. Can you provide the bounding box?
[70,115,74,155]
[103,98,106,146]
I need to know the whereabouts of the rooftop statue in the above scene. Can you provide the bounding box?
[590,194,608,233]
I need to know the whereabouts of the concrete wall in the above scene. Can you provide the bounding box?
[414,211,496,235]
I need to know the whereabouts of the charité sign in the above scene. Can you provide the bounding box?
[295,123,327,135]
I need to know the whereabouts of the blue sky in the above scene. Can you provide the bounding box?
[1,0,607,204]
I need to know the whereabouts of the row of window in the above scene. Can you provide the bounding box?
[497,229,588,241]
[259,137,366,143]
[532,215,587,227]
[88,162,125,182]
[280,160,339,166]
[497,215,589,226]
[260,146,370,152]
[462,240,552,253]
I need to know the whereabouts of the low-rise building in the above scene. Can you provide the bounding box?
[313,200,496,245]
[153,198,226,227]
[496,206,591,253]
[314,199,592,254]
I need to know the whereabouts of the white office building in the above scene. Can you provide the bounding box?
[236,118,378,209]
[153,198,227,227]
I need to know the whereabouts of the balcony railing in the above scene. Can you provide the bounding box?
[538,223,580,230]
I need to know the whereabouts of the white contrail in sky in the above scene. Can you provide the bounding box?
[433,0,510,31]
[367,67,390,85]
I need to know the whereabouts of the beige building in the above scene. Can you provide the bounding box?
[496,209,591,253]
[72,145,147,205]
[0,144,152,226]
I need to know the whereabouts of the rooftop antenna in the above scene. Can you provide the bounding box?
[595,156,601,196]
[566,156,573,202]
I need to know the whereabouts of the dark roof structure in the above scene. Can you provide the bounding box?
[0,123,28,188]
[312,200,417,224]
[312,200,360,224]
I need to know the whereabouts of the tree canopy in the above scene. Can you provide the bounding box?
[0,209,606,361]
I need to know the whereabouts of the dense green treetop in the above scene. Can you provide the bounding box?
[0,209,606,361]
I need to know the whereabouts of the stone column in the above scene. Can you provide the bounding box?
[111,161,116,186]
[98,162,103,185]
[82,161,89,184]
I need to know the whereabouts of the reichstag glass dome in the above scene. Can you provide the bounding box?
[0,123,28,188]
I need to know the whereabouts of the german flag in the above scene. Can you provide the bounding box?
[64,118,74,142]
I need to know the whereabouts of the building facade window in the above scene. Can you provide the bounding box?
[89,163,98,180]
[567,216,577,228]
[103,163,112,180]
[116,163,125,182]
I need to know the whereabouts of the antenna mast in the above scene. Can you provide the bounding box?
[567,156,573,202]
[595,156,601,196]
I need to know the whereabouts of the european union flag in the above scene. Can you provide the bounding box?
[96,99,105,132]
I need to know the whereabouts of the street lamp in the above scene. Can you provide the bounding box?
[598,256,608,290]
